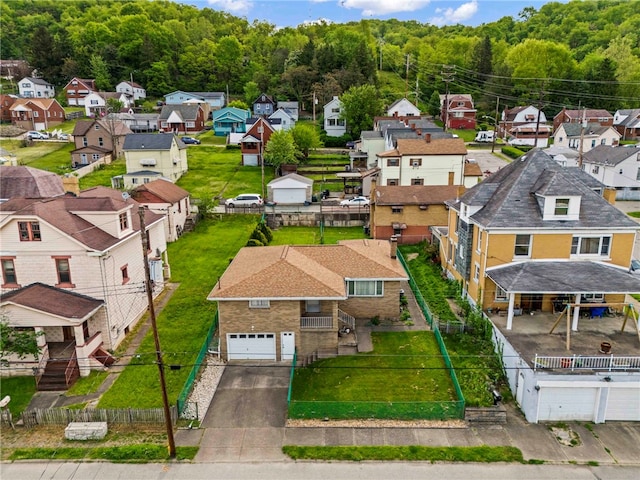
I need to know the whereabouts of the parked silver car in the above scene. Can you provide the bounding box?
[225,194,263,208]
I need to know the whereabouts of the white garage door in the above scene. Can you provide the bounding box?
[227,333,276,360]
[243,154,258,166]
[273,188,306,204]
[605,387,640,421]
[538,387,598,422]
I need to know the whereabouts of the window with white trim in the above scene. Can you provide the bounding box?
[495,286,508,302]
[305,300,321,313]
[249,299,270,308]
[347,280,383,297]
[476,230,482,252]
[391,206,403,214]
[554,198,570,215]
[571,236,611,256]
[473,263,480,282]
[514,234,531,257]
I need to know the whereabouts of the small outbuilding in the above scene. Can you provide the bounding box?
[267,173,313,204]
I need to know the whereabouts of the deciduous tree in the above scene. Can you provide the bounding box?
[0,317,42,366]
[340,84,383,139]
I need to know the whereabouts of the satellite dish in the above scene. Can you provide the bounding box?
[122,192,130,200]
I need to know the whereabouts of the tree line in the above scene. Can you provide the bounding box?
[2,0,639,119]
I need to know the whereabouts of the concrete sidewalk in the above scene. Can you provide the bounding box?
[178,402,640,465]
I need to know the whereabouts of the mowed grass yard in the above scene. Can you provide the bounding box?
[271,226,365,245]
[98,214,260,409]
[292,332,456,402]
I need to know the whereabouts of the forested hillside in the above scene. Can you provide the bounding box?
[2,0,639,117]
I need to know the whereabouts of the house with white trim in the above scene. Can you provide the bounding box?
[582,145,640,200]
[18,77,55,98]
[323,96,346,137]
[0,187,167,389]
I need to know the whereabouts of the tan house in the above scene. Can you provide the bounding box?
[370,184,462,243]
[0,187,167,388]
[71,119,132,167]
[121,133,188,188]
[207,239,408,362]
[131,179,192,242]
[9,98,65,131]
[434,148,640,423]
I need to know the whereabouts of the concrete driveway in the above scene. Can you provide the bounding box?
[193,363,291,462]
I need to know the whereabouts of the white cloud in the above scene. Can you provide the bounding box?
[340,0,432,17]
[429,0,478,26]
[206,0,253,15]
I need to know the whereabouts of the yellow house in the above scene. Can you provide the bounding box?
[435,149,640,328]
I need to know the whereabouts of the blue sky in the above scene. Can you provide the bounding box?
[187,0,564,28]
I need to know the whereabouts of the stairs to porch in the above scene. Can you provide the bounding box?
[92,348,116,367]
[37,356,79,391]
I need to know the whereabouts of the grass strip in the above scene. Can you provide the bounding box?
[9,445,198,462]
[282,445,523,463]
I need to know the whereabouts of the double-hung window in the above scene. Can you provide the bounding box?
[54,257,73,286]
[347,280,383,297]
[18,221,41,241]
[514,234,531,257]
[571,236,611,256]
[1,258,17,285]
[495,285,508,302]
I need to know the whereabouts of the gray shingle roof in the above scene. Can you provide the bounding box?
[123,133,184,150]
[158,104,201,120]
[583,145,638,166]
[560,122,611,137]
[486,262,640,294]
[452,149,637,230]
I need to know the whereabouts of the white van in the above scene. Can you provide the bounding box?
[475,131,495,143]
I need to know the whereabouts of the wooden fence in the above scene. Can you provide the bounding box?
[20,406,177,428]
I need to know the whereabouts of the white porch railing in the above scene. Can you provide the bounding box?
[338,309,355,328]
[300,316,333,329]
[533,354,640,372]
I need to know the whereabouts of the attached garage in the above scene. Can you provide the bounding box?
[268,173,313,204]
[537,386,599,422]
[227,333,276,360]
[605,386,640,421]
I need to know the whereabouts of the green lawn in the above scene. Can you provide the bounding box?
[292,332,456,402]
[79,159,127,189]
[270,226,366,245]
[98,215,259,409]
[0,376,37,417]
[399,244,505,407]
[176,147,274,201]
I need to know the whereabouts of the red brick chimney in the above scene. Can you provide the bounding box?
[424,133,431,143]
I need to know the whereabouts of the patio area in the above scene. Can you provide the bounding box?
[487,308,640,373]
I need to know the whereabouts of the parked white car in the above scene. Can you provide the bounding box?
[340,196,370,208]
[26,131,49,140]
[225,194,263,208]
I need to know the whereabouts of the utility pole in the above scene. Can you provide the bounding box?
[491,96,499,154]
[414,77,420,107]
[405,54,410,98]
[259,122,265,195]
[441,65,454,132]
[312,91,317,125]
[138,207,176,459]
[534,89,544,148]
[578,107,587,168]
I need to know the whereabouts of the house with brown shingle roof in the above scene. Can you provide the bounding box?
[0,187,167,387]
[0,166,65,201]
[370,184,463,243]
[207,239,408,362]
[131,179,192,242]
[9,98,65,130]
[71,119,133,167]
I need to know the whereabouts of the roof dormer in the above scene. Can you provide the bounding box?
[539,195,581,221]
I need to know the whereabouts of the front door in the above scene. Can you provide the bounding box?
[62,326,74,342]
[281,332,295,361]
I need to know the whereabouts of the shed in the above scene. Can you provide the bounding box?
[267,173,313,204]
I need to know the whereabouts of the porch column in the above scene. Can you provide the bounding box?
[73,325,91,377]
[506,293,516,330]
[572,294,581,331]
[34,327,46,348]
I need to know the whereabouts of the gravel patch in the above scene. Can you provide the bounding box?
[286,418,467,429]
[181,355,226,422]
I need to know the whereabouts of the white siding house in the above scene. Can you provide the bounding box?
[18,77,55,98]
[553,123,621,153]
[323,96,346,137]
[387,98,420,117]
[582,145,640,200]
[0,188,167,380]
[116,81,147,101]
